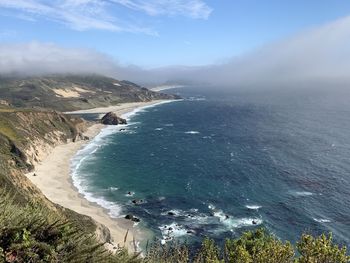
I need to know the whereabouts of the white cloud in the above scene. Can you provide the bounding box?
[0,42,118,76]
[0,0,212,33]
[0,41,165,83]
[111,0,212,19]
[2,15,350,89]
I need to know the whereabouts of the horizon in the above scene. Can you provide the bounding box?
[1,1,350,87]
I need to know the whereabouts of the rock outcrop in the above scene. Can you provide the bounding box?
[101,112,127,125]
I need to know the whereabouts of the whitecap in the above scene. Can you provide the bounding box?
[159,223,188,244]
[292,191,314,197]
[125,191,135,197]
[209,205,263,229]
[108,187,119,191]
[313,218,331,223]
[155,128,163,131]
[246,205,262,210]
[185,131,200,134]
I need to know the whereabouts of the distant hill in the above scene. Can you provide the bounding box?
[0,74,181,112]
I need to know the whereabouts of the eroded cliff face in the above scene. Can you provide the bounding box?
[0,110,111,244]
[0,110,86,171]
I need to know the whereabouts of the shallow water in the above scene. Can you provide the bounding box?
[71,87,350,247]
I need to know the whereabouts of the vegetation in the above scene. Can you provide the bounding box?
[0,74,180,111]
[143,229,350,263]
[0,189,136,263]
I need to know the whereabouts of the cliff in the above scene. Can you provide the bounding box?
[0,109,112,247]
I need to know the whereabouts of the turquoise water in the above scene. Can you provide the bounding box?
[71,88,350,247]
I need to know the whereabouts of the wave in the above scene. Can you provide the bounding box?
[122,100,181,121]
[291,191,314,197]
[159,223,189,244]
[187,97,206,101]
[246,205,262,210]
[313,218,331,223]
[125,191,135,197]
[71,126,124,218]
[209,204,263,229]
[185,131,200,134]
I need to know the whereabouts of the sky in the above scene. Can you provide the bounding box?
[1,0,350,68]
[1,0,350,88]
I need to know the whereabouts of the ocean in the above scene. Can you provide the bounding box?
[71,87,350,248]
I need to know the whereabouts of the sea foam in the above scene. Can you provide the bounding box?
[246,205,262,210]
[185,131,200,134]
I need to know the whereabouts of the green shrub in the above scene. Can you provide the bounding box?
[193,238,221,263]
[0,189,126,262]
[296,233,350,263]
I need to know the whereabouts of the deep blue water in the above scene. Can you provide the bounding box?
[71,87,350,247]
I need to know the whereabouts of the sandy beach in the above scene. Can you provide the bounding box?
[65,100,168,116]
[26,100,169,252]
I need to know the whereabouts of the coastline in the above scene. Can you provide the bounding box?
[26,100,173,252]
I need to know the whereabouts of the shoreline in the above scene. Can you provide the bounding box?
[26,100,173,252]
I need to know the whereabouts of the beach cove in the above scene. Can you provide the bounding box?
[25,100,173,252]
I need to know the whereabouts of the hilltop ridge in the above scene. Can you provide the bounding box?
[0,74,180,112]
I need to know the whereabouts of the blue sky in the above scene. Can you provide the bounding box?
[1,0,350,68]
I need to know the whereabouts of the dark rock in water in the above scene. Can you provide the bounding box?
[101,112,127,125]
[132,199,143,205]
[125,214,140,222]
[125,214,133,220]
[168,212,175,216]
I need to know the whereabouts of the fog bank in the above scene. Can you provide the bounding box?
[1,15,350,89]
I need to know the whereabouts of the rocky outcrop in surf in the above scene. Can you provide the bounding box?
[101,112,127,125]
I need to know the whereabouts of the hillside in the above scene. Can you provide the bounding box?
[0,109,126,261]
[0,75,180,112]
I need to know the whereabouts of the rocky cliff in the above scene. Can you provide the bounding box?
[0,109,111,245]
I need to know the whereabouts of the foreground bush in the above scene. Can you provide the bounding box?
[0,190,136,263]
[144,229,350,263]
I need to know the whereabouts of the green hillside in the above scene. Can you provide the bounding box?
[0,75,180,112]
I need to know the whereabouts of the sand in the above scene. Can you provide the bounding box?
[26,100,168,252]
[65,100,168,115]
